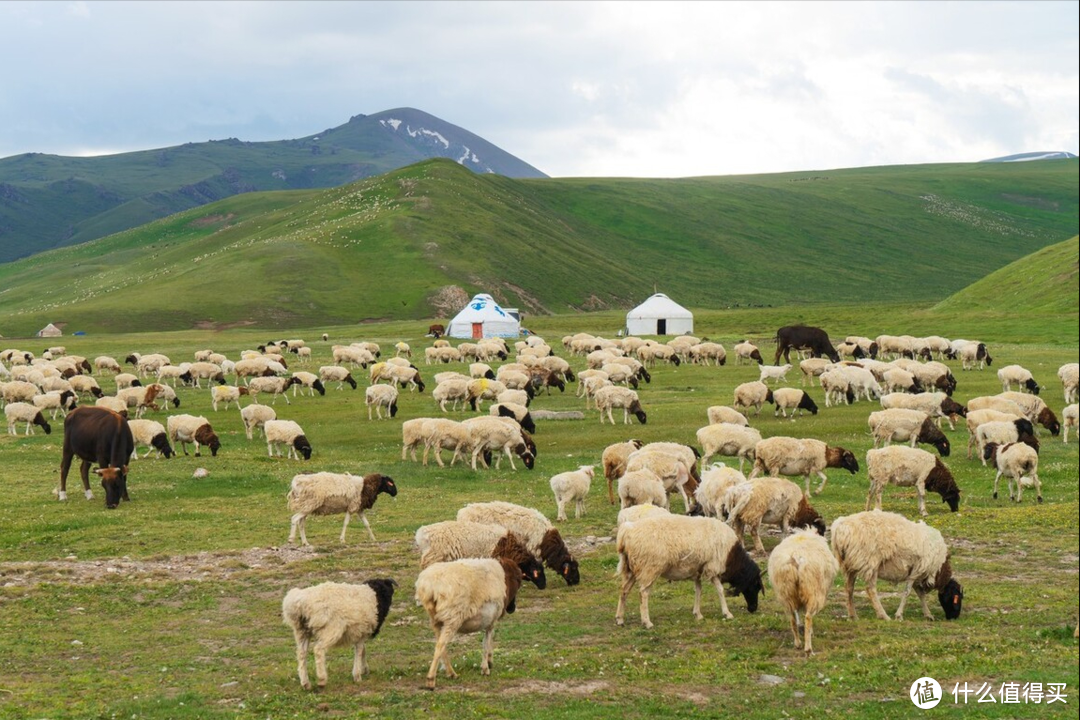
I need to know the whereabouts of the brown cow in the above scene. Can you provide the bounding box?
[59,406,135,509]
[428,324,446,339]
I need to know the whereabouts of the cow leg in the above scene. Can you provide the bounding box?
[79,460,94,500]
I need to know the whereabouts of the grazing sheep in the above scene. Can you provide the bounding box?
[319,365,358,390]
[959,342,993,370]
[126,419,175,459]
[831,509,963,621]
[616,502,670,527]
[1059,363,1079,403]
[996,391,1061,436]
[414,522,547,592]
[287,472,397,544]
[116,383,178,419]
[724,476,826,555]
[465,378,506,411]
[421,418,474,467]
[432,377,471,412]
[365,384,399,420]
[415,557,526,689]
[964,408,1029,459]
[998,364,1040,395]
[4,402,52,435]
[706,405,749,427]
[166,414,221,457]
[550,465,595,521]
[750,436,859,495]
[733,381,775,416]
[32,390,78,420]
[2,380,40,405]
[882,367,923,395]
[867,408,951,456]
[460,416,535,471]
[835,364,883,402]
[282,578,396,690]
[615,514,764,628]
[733,341,764,366]
[94,356,122,375]
[625,449,695,513]
[290,371,326,397]
[694,464,747,519]
[210,384,250,412]
[984,441,1042,503]
[798,358,833,386]
[594,385,647,425]
[865,446,960,516]
[488,402,536,434]
[1064,403,1078,443]
[975,419,1040,465]
[819,369,855,407]
[697,423,762,473]
[771,387,819,419]
[617,468,669,510]
[601,439,644,505]
[456,501,580,586]
[767,529,839,654]
[248,376,301,405]
[880,391,967,430]
[265,419,313,460]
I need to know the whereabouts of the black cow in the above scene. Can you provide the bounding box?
[774,325,840,364]
[59,406,135,509]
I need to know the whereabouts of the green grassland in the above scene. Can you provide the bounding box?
[1,159,1076,336]
[1,300,1077,719]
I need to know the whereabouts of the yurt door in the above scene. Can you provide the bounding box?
[472,323,484,339]
[657,319,667,335]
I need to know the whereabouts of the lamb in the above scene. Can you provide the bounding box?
[767,529,839,654]
[248,376,301,405]
[706,405,750,427]
[733,381,774,416]
[456,501,580,586]
[414,557,525,689]
[771,387,819,419]
[693,464,747,519]
[696,423,762,473]
[759,363,793,385]
[31,390,78,420]
[548,464,600,520]
[601,439,644,504]
[365,384,399,420]
[287,472,397,544]
[830,509,963,621]
[413,521,547,590]
[749,436,860,495]
[594,385,647,425]
[617,468,669,510]
[996,391,1061,436]
[1064,403,1079,443]
[984,441,1042,503]
[724,476,826,555]
[867,408,951,456]
[614,514,764,628]
[166,414,221,457]
[211,384,250,411]
[998,364,1040,394]
[282,578,396,690]
[974,419,1040,465]
[733,340,763,365]
[318,365,358,390]
[460,416,535,470]
[1059,363,1079,403]
[265,419,313,460]
[865,446,961,516]
[126,419,175,459]
[488,402,536,434]
[4,402,52,435]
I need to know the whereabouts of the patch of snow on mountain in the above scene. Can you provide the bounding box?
[458,146,481,165]
[405,126,450,148]
[381,118,402,131]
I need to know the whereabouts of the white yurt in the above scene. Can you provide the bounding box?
[37,323,63,338]
[625,293,693,336]
[447,293,521,339]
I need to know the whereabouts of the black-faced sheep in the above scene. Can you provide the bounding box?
[282,578,396,690]
[998,364,1040,394]
[865,446,960,516]
[867,408,950,456]
[287,472,397,544]
[594,385,647,425]
[4,402,52,435]
[365,384,399,420]
[771,387,819,419]
[126,418,175,459]
[456,501,580,586]
[697,423,762,473]
[265,419,313,461]
[974,419,1040,465]
[733,381,774,416]
[749,436,859,495]
[984,441,1042,503]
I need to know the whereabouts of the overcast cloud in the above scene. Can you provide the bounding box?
[1,0,1076,177]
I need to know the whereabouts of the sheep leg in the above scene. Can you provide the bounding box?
[916,590,934,621]
[266,441,274,458]
[916,487,927,517]
[803,612,815,654]
[993,470,1003,500]
[711,576,735,620]
[786,608,801,649]
[556,499,567,522]
[288,513,308,545]
[691,578,705,620]
[576,499,585,518]
[637,580,655,629]
[814,471,828,495]
[843,572,857,619]
[359,512,376,542]
[313,639,332,688]
[292,630,312,689]
[480,626,495,675]
[894,581,915,620]
[426,624,459,688]
[607,476,616,505]
[1033,472,1042,503]
[615,566,637,626]
[339,512,352,543]
[864,571,890,620]
[751,524,766,556]
[353,641,366,682]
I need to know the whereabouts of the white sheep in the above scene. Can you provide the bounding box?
[2,380,39,405]
[984,441,1042,503]
[865,445,961,516]
[835,364,883,402]
[415,557,525,689]
[286,472,397,544]
[830,509,963,621]
[880,391,966,430]
[975,419,1039,465]
[460,416,535,471]
[616,502,670,527]
[265,419,313,460]
[1063,403,1078,443]
[614,514,763,628]
[456,501,580,586]
[867,408,951,456]
[318,365,358,390]
[282,578,396,690]
[4,402,52,435]
[31,390,78,420]
[882,367,921,394]
[767,529,838,654]
[413,522,546,591]
[365,384,399,420]
[94,396,129,417]
[705,405,749,427]
[693,464,747,519]
[617,468,669,509]
[1059,363,1079,403]
[594,385,647,425]
[248,376,300,405]
[421,418,473,467]
[431,377,470,412]
[818,368,853,407]
[798,358,833,386]
[733,341,763,365]
[723,476,826,555]
[696,423,762,473]
[733,381,774,416]
[758,363,793,385]
[549,465,595,521]
[998,364,1040,394]
[209,384,248,412]
[126,419,174,459]
[94,356,122,374]
[600,439,644,505]
[771,387,819,419]
[625,449,694,512]
[997,391,1062,436]
[749,436,860,495]
[166,414,221,457]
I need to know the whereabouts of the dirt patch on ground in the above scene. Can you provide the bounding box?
[188,213,236,228]
[0,545,317,587]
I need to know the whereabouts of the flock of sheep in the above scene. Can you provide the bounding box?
[1,330,1077,691]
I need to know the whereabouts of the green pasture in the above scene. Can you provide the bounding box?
[0,308,1076,719]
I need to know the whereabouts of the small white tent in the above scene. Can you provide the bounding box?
[625,293,693,336]
[37,323,62,338]
[447,293,521,339]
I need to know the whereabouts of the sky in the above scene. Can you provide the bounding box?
[1,1,1077,178]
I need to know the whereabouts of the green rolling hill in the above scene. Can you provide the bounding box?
[0,158,1076,336]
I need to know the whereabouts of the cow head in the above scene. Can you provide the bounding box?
[94,465,129,509]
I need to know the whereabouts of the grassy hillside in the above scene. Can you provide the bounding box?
[0,158,1076,336]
